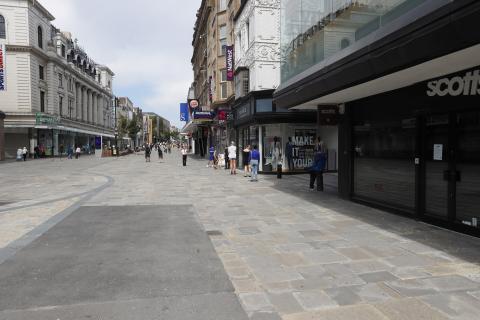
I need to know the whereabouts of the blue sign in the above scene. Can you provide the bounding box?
[180,103,189,122]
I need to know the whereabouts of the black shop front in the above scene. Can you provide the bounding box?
[340,66,480,236]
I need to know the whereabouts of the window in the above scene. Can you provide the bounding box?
[37,26,43,49]
[235,69,249,98]
[39,65,44,80]
[61,44,66,57]
[246,21,250,46]
[0,15,5,39]
[256,98,273,113]
[68,78,73,92]
[219,25,227,56]
[58,73,63,87]
[40,91,45,112]
[68,99,73,118]
[340,38,350,49]
[220,69,228,99]
[59,96,63,116]
[219,0,227,11]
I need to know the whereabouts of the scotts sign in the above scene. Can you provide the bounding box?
[427,69,480,97]
[0,44,5,91]
[226,45,234,81]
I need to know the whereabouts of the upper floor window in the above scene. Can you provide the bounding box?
[61,44,66,57]
[58,73,63,87]
[219,25,227,56]
[219,0,227,12]
[37,26,43,48]
[39,65,44,80]
[340,38,351,50]
[220,69,228,99]
[0,15,6,39]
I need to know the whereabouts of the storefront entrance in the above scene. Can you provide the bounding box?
[423,110,480,229]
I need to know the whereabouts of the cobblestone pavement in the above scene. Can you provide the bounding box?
[1,153,480,319]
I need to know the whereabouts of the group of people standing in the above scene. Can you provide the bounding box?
[144,142,173,162]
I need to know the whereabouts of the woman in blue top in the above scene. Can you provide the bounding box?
[208,146,215,167]
[250,145,260,182]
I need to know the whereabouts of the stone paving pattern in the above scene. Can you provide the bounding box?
[1,152,480,319]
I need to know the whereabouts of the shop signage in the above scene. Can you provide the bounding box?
[189,99,199,109]
[35,113,60,125]
[318,106,339,125]
[193,111,214,121]
[226,45,234,81]
[291,129,316,169]
[180,103,189,122]
[0,44,5,91]
[427,69,480,97]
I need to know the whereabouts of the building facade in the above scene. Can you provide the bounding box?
[232,0,318,173]
[274,0,480,235]
[0,0,115,158]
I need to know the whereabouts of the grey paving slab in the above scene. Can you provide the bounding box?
[0,205,248,319]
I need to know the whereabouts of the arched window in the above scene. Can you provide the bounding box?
[340,38,350,50]
[37,26,43,48]
[0,15,6,39]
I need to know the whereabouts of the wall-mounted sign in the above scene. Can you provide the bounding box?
[318,105,339,125]
[433,144,443,161]
[427,69,480,97]
[180,103,189,122]
[189,99,199,109]
[0,44,6,91]
[35,113,60,126]
[193,111,214,121]
[226,45,234,81]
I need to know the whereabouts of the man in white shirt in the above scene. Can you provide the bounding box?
[227,141,237,175]
[181,145,188,166]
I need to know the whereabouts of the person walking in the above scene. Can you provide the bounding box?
[228,141,237,175]
[250,145,260,182]
[67,145,73,159]
[75,146,81,159]
[158,145,163,160]
[145,145,151,162]
[224,146,229,170]
[242,145,251,177]
[307,149,327,191]
[208,146,215,168]
[286,137,294,172]
[181,145,188,166]
[22,147,28,161]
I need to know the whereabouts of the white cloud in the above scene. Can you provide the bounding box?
[40,0,199,127]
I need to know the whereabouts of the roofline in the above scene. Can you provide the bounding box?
[31,0,55,21]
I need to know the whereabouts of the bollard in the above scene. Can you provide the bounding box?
[277,163,282,179]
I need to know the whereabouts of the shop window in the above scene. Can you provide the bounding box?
[353,118,416,211]
[37,26,43,49]
[256,98,273,113]
[0,15,5,39]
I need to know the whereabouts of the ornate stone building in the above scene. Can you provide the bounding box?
[0,0,115,158]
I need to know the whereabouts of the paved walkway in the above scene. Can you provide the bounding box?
[0,152,480,319]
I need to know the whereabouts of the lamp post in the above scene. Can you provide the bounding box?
[114,97,119,157]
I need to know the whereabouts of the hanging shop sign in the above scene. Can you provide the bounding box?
[193,111,215,121]
[0,44,5,91]
[180,103,189,122]
[226,45,234,81]
[35,113,60,126]
[208,76,213,102]
[189,99,199,109]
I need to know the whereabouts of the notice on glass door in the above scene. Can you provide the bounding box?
[433,144,443,160]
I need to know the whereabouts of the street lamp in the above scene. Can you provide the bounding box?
[114,97,119,157]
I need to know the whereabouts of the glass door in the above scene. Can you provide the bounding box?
[424,114,450,219]
[455,111,480,229]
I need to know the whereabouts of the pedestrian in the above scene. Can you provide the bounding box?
[158,145,163,160]
[181,145,188,166]
[145,145,151,162]
[22,147,28,161]
[242,145,251,177]
[307,149,327,191]
[208,146,215,167]
[224,146,230,170]
[16,148,23,161]
[286,137,294,172]
[75,146,81,159]
[168,144,171,154]
[67,145,73,159]
[250,145,260,182]
[228,141,237,175]
[34,146,40,159]
[59,144,64,158]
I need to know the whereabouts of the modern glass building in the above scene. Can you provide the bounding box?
[275,0,480,236]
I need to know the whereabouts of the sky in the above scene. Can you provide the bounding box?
[40,0,200,128]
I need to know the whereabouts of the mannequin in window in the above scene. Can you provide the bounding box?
[270,136,282,169]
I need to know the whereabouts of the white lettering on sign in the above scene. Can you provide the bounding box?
[292,136,313,146]
[427,69,480,97]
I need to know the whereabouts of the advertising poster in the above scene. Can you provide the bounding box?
[291,129,316,170]
[226,45,234,81]
[180,103,189,122]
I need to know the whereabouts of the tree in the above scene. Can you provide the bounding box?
[127,113,141,147]
[118,115,128,140]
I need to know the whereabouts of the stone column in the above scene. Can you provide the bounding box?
[75,83,80,120]
[93,93,98,125]
[0,111,5,161]
[82,88,88,121]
